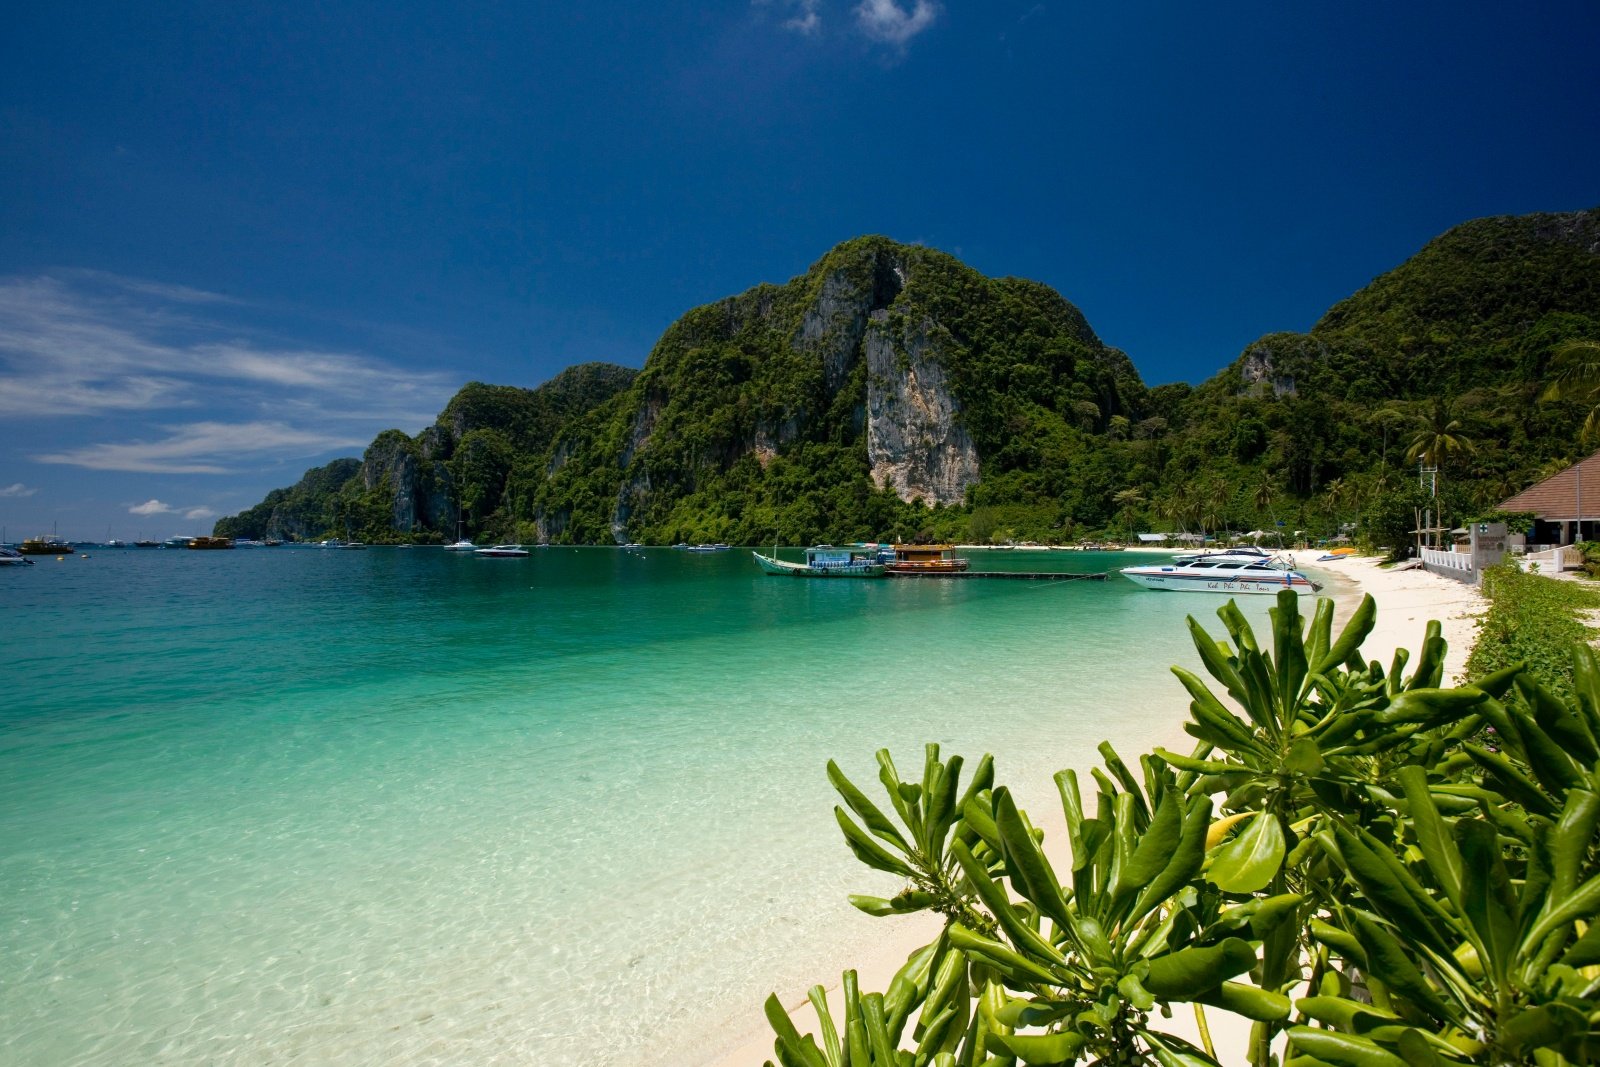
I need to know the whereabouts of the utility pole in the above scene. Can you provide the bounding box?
[1419,462,1440,546]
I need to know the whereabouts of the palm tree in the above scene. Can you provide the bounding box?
[1368,407,1409,467]
[1405,398,1476,471]
[1112,487,1145,542]
[1196,475,1229,542]
[1541,339,1600,441]
[1323,477,1347,539]
[1251,470,1283,543]
[1403,400,1475,548]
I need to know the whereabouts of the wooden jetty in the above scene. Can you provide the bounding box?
[886,570,1107,581]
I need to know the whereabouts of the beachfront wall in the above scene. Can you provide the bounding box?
[1420,522,1508,584]
[1421,547,1475,582]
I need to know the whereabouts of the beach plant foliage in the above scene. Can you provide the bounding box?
[765,590,1600,1067]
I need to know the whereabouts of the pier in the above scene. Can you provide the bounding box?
[886,570,1108,581]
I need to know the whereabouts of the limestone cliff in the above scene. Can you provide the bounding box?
[864,310,980,504]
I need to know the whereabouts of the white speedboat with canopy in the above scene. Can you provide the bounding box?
[1120,548,1319,594]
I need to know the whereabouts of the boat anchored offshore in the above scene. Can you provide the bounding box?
[18,536,74,555]
[752,544,886,578]
[1120,549,1320,594]
[0,547,34,566]
[470,543,528,559]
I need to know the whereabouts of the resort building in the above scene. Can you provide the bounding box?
[1497,449,1600,545]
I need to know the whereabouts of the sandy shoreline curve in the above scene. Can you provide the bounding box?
[703,554,1485,1067]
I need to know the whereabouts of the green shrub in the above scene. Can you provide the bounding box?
[767,591,1600,1067]
[1467,561,1600,699]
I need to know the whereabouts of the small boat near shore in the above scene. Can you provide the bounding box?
[1120,549,1319,594]
[186,536,235,550]
[753,545,885,578]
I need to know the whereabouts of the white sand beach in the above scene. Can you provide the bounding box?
[704,554,1485,1067]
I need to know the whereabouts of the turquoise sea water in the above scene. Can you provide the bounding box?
[1,547,1295,1065]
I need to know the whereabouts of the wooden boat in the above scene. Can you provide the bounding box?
[753,545,885,578]
[186,536,235,550]
[18,536,73,555]
[884,544,969,574]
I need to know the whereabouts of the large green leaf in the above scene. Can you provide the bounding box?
[1549,787,1600,901]
[1195,980,1290,1021]
[993,788,1071,928]
[1141,938,1257,999]
[1132,796,1214,922]
[834,807,914,877]
[1286,1027,1409,1067]
[1330,825,1451,955]
[1499,1001,1589,1055]
[1207,810,1285,894]
[1344,911,1453,1020]
[1121,787,1183,894]
[1315,593,1376,675]
[988,1029,1086,1065]
[1454,819,1517,985]
[828,759,910,851]
[1394,766,1463,914]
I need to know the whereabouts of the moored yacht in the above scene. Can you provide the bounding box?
[1120,549,1319,594]
[474,544,529,557]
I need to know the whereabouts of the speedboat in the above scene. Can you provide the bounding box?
[0,547,33,566]
[474,544,529,557]
[1120,549,1320,594]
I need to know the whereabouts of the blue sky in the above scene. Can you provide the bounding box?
[2,1,1598,538]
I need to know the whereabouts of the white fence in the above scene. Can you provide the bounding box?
[1519,545,1581,573]
[1420,547,1473,573]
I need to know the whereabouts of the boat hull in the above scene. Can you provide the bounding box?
[18,540,73,555]
[884,560,970,574]
[752,551,885,578]
[1120,567,1317,594]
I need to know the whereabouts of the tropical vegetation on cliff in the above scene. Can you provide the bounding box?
[218,207,1600,546]
[764,591,1600,1066]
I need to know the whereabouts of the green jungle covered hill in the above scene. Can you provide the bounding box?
[215,207,1600,546]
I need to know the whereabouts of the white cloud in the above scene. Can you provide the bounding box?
[183,506,216,520]
[754,0,821,36]
[785,0,821,34]
[38,421,369,474]
[0,272,456,421]
[130,499,175,515]
[0,482,36,498]
[855,0,939,45]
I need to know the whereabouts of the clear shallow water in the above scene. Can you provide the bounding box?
[1,547,1289,1065]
